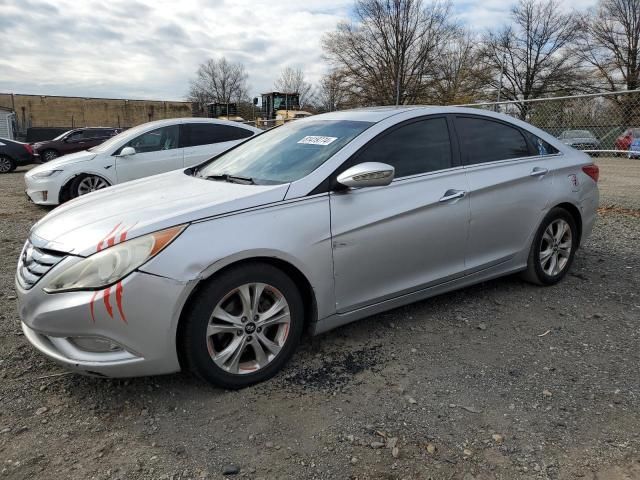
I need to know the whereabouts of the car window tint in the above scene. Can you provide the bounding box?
[457,117,530,164]
[355,117,452,178]
[186,123,253,147]
[524,132,559,156]
[67,131,83,142]
[124,125,180,154]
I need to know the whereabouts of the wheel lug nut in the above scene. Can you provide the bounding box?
[257,327,262,333]
[241,316,247,323]
[254,315,259,321]
[247,336,253,342]
[237,330,243,336]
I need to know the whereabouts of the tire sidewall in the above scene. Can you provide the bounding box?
[530,208,578,285]
[0,156,15,173]
[182,264,304,389]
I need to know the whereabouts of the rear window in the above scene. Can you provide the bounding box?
[457,117,530,164]
[184,123,254,147]
[524,132,559,155]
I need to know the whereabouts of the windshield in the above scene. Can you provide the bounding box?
[52,130,73,141]
[88,123,150,153]
[198,119,373,184]
[564,130,593,138]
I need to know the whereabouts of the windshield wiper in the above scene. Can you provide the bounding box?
[205,173,255,185]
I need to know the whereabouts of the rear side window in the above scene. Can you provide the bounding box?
[524,131,559,156]
[457,117,530,164]
[355,117,452,178]
[184,123,254,147]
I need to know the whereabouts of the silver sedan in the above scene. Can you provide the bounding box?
[16,107,599,388]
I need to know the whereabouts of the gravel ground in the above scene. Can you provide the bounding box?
[1,159,639,480]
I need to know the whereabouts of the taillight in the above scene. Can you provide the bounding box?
[23,144,33,155]
[582,164,599,182]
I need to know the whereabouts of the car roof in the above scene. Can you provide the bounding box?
[133,117,262,132]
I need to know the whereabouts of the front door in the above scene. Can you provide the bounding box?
[115,124,183,183]
[330,116,470,313]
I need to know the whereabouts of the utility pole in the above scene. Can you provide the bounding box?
[496,53,506,111]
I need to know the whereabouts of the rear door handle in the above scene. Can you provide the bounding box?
[530,167,549,177]
[439,189,466,203]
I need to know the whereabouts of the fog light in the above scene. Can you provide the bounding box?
[69,336,123,353]
[35,190,48,201]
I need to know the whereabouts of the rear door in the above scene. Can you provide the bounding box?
[115,124,183,183]
[454,115,558,271]
[182,123,255,166]
[330,116,470,312]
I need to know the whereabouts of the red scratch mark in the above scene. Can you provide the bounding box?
[102,287,114,318]
[115,281,127,323]
[119,221,137,243]
[97,222,122,251]
[89,291,99,323]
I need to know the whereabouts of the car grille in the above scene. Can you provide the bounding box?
[16,240,66,290]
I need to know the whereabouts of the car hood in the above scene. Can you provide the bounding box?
[29,169,289,256]
[27,151,97,175]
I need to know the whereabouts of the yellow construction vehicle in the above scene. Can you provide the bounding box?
[257,92,312,127]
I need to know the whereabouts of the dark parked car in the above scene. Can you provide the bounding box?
[558,129,601,153]
[31,127,121,162]
[0,137,34,173]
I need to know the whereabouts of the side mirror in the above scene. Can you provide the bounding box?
[119,146,136,157]
[337,162,395,189]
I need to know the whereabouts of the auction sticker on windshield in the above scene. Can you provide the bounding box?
[297,136,338,146]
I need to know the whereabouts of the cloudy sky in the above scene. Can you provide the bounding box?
[0,0,597,101]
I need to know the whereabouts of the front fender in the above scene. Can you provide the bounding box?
[139,195,335,321]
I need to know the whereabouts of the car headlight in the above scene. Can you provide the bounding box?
[44,225,186,293]
[32,170,63,179]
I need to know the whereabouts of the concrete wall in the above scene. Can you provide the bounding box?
[0,93,193,133]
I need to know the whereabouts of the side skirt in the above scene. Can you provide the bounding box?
[310,260,526,336]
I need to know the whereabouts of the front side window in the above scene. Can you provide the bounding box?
[66,131,83,142]
[354,117,452,178]
[457,117,530,164]
[198,120,372,184]
[123,125,179,154]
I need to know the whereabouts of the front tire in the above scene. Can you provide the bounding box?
[69,174,110,199]
[521,207,578,286]
[0,155,16,173]
[180,263,304,389]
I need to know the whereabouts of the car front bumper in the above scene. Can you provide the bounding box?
[16,266,192,378]
[24,174,63,205]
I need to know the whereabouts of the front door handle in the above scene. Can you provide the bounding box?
[439,189,466,203]
[530,167,549,177]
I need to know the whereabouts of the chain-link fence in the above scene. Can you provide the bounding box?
[456,90,640,157]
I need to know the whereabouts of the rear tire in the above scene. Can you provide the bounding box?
[521,207,578,286]
[180,263,304,389]
[0,155,16,173]
[41,150,59,162]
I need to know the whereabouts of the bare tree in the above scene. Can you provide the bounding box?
[483,0,581,118]
[323,0,456,106]
[188,57,249,114]
[576,0,640,92]
[274,67,314,107]
[431,29,491,104]
[316,71,349,112]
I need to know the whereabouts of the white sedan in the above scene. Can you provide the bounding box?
[24,118,262,205]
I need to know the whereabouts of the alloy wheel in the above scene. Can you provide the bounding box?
[43,151,58,161]
[539,218,572,276]
[76,175,109,196]
[0,157,12,173]
[206,282,291,375]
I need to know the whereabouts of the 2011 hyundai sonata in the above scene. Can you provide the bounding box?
[16,107,599,389]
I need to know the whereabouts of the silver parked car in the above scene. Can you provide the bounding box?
[16,107,600,388]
